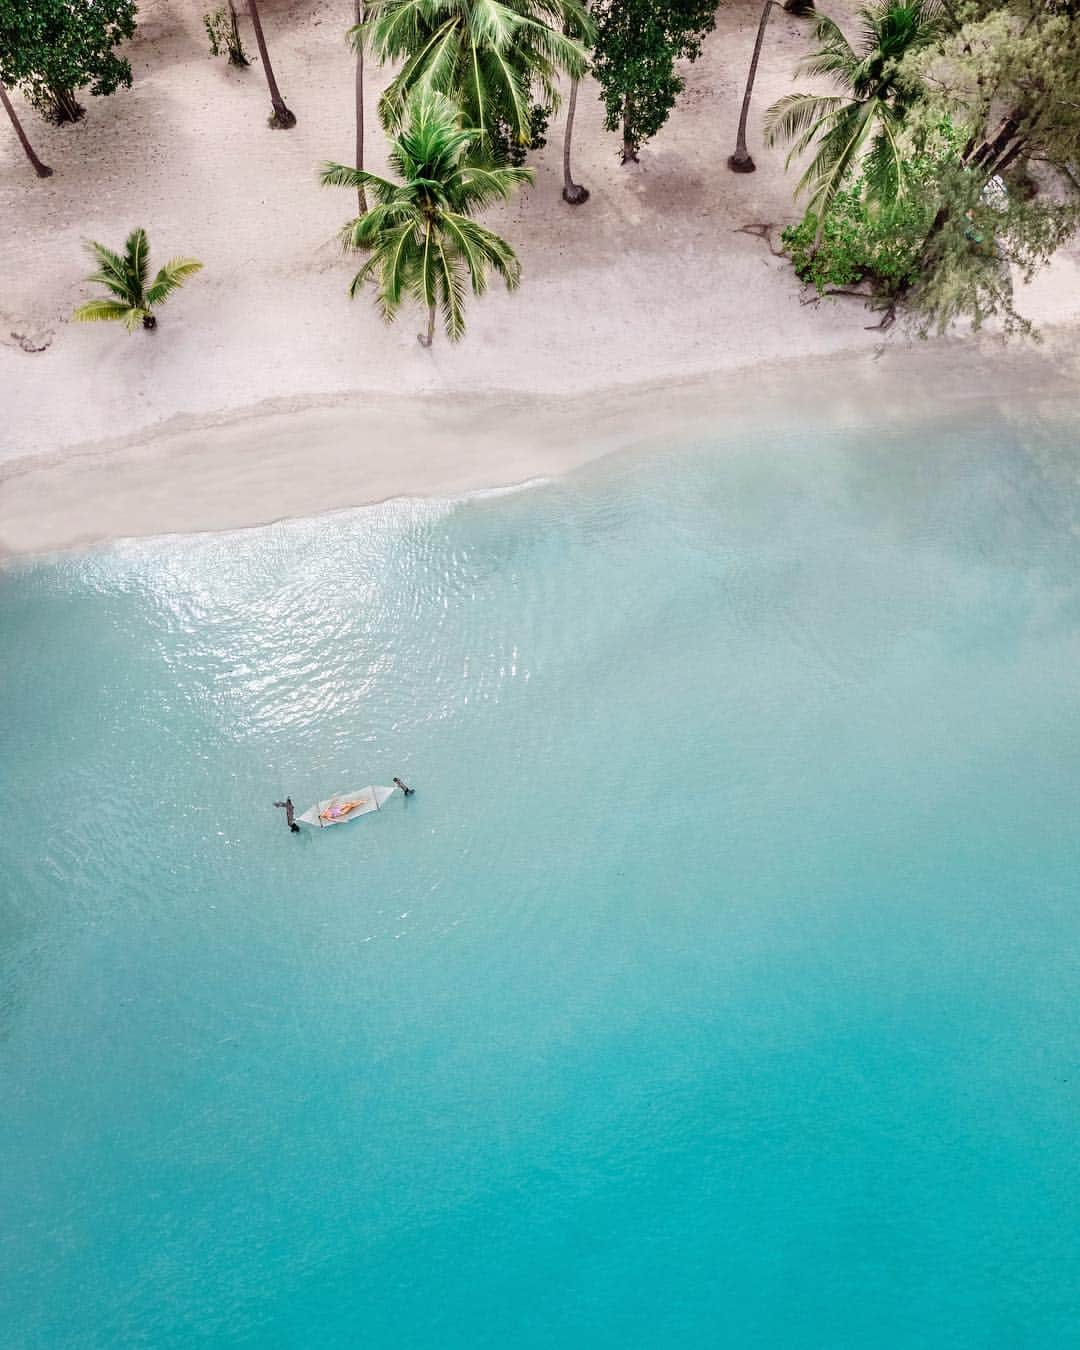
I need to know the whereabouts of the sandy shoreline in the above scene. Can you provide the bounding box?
[3,0,1079,557]
[3,332,1078,558]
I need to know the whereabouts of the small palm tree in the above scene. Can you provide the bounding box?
[764,0,942,221]
[360,0,591,154]
[72,229,203,331]
[321,90,532,346]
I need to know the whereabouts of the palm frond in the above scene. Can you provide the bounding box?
[478,40,532,142]
[348,252,383,299]
[512,15,589,78]
[377,17,460,126]
[71,298,140,325]
[320,162,400,203]
[453,162,534,210]
[442,213,521,288]
[763,93,845,150]
[382,220,421,312]
[345,201,418,249]
[796,100,876,218]
[82,270,133,302]
[366,0,431,60]
[802,12,858,68]
[439,213,488,292]
[861,117,906,203]
[435,237,467,340]
[145,257,203,307]
[83,242,133,303]
[125,228,150,294]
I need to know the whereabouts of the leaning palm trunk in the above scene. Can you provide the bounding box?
[562,75,588,203]
[0,83,53,177]
[247,0,296,128]
[729,0,777,173]
[353,1,367,213]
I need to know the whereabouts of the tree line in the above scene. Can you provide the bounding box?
[4,0,1079,342]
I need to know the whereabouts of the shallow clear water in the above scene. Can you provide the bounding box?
[2,417,1079,1347]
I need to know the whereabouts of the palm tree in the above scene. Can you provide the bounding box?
[360,0,592,155]
[764,0,942,220]
[0,82,53,178]
[321,90,532,345]
[246,0,296,127]
[72,229,203,331]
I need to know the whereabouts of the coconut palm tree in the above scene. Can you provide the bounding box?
[72,229,203,331]
[0,82,53,177]
[246,0,296,127]
[321,90,532,345]
[360,0,591,156]
[764,0,942,220]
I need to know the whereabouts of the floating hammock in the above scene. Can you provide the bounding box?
[297,785,399,829]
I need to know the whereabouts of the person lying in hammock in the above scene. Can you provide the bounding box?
[320,798,366,822]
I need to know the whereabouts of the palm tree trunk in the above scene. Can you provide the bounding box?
[418,303,435,347]
[0,82,53,177]
[729,0,775,172]
[621,97,638,164]
[562,76,588,204]
[354,0,368,214]
[247,0,296,128]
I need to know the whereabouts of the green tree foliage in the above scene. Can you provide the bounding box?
[772,0,1080,335]
[590,0,716,163]
[764,0,943,221]
[72,229,203,332]
[0,0,137,124]
[321,91,532,345]
[359,0,591,160]
[204,3,250,67]
[897,0,1080,333]
[781,123,962,295]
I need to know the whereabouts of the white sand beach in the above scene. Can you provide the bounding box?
[2,0,1079,555]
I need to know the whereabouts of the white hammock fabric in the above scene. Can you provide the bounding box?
[297,785,398,828]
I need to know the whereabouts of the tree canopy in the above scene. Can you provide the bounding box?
[361,0,591,159]
[321,90,533,344]
[590,0,716,161]
[765,1,944,222]
[0,0,137,123]
[769,0,1080,335]
[897,0,1080,333]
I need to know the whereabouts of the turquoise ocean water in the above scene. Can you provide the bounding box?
[2,416,1079,1347]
